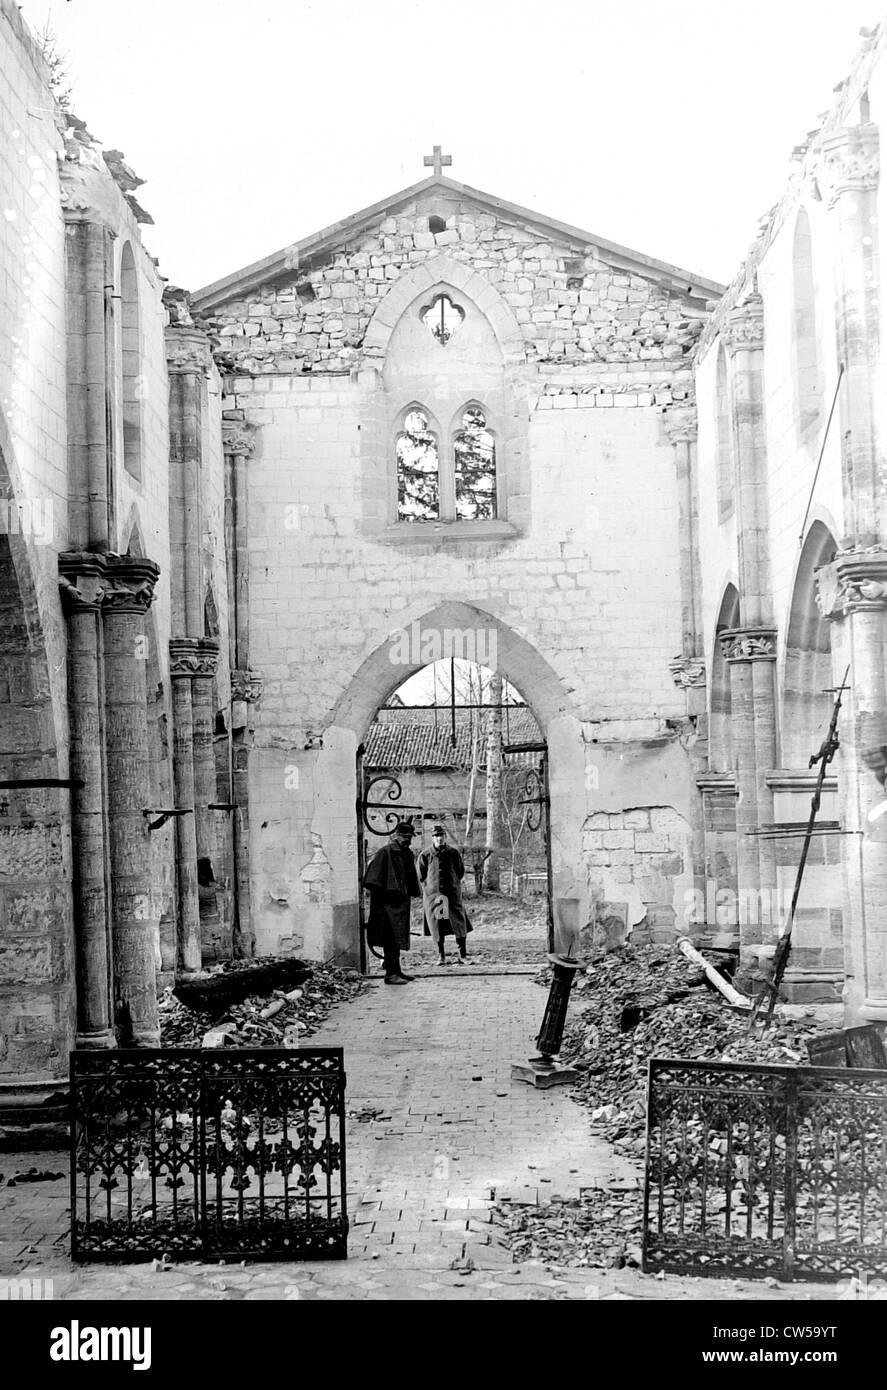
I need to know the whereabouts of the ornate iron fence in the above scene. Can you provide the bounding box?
[71,1049,347,1262]
[643,1058,887,1281]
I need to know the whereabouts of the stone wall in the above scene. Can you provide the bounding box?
[199,187,718,960]
[0,0,74,1083]
[204,191,705,376]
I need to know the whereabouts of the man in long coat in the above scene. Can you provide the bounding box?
[363,820,421,984]
[418,825,473,964]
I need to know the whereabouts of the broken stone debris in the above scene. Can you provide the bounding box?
[534,944,833,1163]
[159,959,367,1048]
[494,1187,644,1271]
[492,945,835,1270]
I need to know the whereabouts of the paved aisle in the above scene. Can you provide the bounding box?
[1,975,843,1299]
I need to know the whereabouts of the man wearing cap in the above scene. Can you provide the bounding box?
[419,824,473,965]
[363,821,421,984]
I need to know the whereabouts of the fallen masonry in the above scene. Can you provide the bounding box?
[492,944,840,1271]
[159,959,369,1047]
[552,945,835,1162]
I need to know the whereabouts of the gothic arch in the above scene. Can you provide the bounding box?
[781,517,838,766]
[119,240,143,481]
[710,580,741,771]
[204,585,220,638]
[791,205,822,448]
[121,504,146,557]
[330,600,574,741]
[0,425,73,1082]
[364,254,526,364]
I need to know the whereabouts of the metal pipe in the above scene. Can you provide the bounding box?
[676,937,752,1009]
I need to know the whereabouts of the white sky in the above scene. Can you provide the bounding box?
[18,0,884,292]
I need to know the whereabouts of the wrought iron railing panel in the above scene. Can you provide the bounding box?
[643,1058,887,1281]
[71,1049,348,1262]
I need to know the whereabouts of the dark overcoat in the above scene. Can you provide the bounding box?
[418,845,473,942]
[363,839,421,951]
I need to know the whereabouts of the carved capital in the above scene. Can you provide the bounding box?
[816,125,879,208]
[222,422,258,457]
[58,551,108,612]
[816,551,887,620]
[231,669,263,703]
[722,295,764,355]
[170,636,220,678]
[165,327,213,375]
[101,555,160,615]
[662,409,698,444]
[169,638,200,678]
[195,636,220,679]
[669,655,706,688]
[720,626,777,662]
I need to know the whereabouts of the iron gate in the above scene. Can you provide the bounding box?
[503,742,554,952]
[71,1048,348,1262]
[355,748,421,972]
[643,1058,887,1281]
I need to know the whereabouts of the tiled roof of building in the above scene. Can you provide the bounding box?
[364,705,541,769]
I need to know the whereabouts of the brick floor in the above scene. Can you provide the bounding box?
[0,974,848,1300]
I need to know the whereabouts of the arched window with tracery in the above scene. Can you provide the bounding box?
[715,344,733,523]
[396,409,439,520]
[454,405,496,520]
[120,242,142,481]
[792,208,822,447]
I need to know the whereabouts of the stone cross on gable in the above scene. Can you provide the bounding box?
[423,145,452,177]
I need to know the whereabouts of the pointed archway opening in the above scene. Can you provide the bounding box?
[356,656,554,974]
[0,452,73,1084]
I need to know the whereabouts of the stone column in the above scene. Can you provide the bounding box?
[720,295,779,976]
[222,421,257,673]
[231,669,263,958]
[63,218,114,551]
[663,409,703,670]
[817,555,887,1023]
[224,420,260,957]
[817,125,881,546]
[192,638,221,956]
[58,553,114,1048]
[169,639,201,974]
[724,295,771,624]
[721,628,779,978]
[102,555,161,1045]
[167,329,212,635]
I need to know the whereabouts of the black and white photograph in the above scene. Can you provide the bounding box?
[0,0,886,1359]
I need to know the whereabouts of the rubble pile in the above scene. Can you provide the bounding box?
[552,946,831,1161]
[494,1187,644,1270]
[159,960,367,1048]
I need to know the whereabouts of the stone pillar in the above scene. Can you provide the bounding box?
[817,125,881,546]
[663,409,703,669]
[222,422,257,672]
[724,295,771,624]
[193,638,221,956]
[231,669,262,958]
[224,420,260,957]
[169,639,201,974]
[719,294,779,978]
[58,553,114,1048]
[167,330,212,635]
[817,555,887,1023]
[102,556,161,1045]
[721,628,778,978]
[64,218,114,551]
